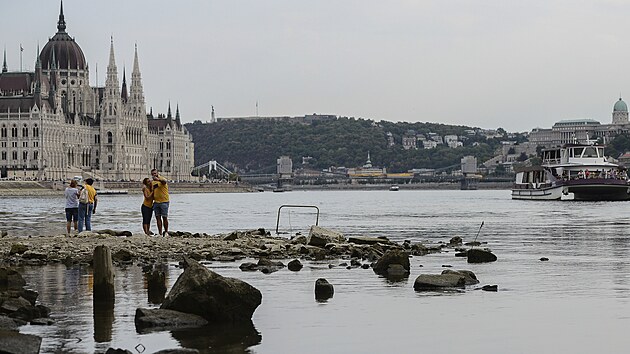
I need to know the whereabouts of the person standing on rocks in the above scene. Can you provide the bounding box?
[141,177,154,236]
[78,178,98,232]
[151,169,170,237]
[64,180,80,235]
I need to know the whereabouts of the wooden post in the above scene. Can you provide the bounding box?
[93,245,115,302]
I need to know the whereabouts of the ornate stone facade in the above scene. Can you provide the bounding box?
[0,4,194,181]
[529,97,630,147]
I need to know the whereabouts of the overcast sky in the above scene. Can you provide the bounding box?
[2,0,629,132]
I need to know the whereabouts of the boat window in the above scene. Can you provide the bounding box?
[583,147,597,157]
[572,147,584,157]
[596,147,604,158]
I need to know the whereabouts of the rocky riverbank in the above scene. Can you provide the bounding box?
[0,227,434,267]
[0,226,498,353]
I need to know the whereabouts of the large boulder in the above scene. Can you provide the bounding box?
[161,258,262,323]
[0,316,18,331]
[0,267,27,289]
[413,273,466,291]
[372,249,410,276]
[0,331,42,354]
[467,249,497,263]
[307,226,345,247]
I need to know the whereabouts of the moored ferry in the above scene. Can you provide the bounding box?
[512,144,630,201]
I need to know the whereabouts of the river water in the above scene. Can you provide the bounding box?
[3,190,630,353]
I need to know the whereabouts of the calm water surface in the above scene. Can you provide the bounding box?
[2,190,630,353]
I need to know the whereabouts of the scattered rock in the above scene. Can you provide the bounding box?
[441,269,479,285]
[105,348,133,354]
[372,249,410,276]
[287,259,303,271]
[307,226,345,247]
[239,262,258,272]
[112,249,134,262]
[30,318,54,325]
[9,243,28,255]
[413,273,466,291]
[0,267,27,289]
[0,331,42,354]
[314,278,334,301]
[154,349,200,354]
[448,236,462,246]
[481,285,498,292]
[347,236,390,245]
[467,248,497,263]
[0,316,19,331]
[135,308,208,331]
[411,243,428,256]
[540,257,549,261]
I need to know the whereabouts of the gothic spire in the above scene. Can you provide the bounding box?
[129,43,145,107]
[132,43,140,74]
[176,103,180,120]
[121,67,128,103]
[108,36,116,70]
[167,102,172,118]
[57,0,66,33]
[2,47,7,73]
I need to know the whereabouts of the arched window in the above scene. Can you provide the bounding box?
[33,151,38,160]
[22,124,28,138]
[1,124,6,138]
[22,151,28,160]
[11,125,18,138]
[166,140,171,150]
[12,151,17,160]
[107,132,113,144]
[33,125,39,138]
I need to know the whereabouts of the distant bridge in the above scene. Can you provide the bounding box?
[192,160,233,178]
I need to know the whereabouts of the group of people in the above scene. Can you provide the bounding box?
[573,168,628,180]
[63,178,97,235]
[142,169,170,237]
[63,168,170,237]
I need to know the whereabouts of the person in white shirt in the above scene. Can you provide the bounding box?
[64,180,80,235]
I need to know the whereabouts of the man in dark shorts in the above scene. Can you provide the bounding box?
[64,179,80,235]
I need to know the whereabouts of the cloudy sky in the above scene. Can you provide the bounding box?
[2,0,629,132]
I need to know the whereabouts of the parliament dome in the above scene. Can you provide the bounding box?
[613,97,628,112]
[39,3,86,71]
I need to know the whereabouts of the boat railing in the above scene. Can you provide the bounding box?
[542,158,562,164]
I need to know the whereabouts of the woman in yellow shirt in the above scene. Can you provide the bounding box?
[141,178,154,236]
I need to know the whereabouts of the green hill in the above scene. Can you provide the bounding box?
[185,118,524,173]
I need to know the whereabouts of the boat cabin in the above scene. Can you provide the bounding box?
[541,144,607,165]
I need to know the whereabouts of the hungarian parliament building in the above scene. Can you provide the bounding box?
[0,4,194,181]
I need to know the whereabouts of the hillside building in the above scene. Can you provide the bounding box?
[529,97,630,148]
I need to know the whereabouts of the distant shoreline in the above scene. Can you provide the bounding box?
[290,181,511,191]
[0,180,255,196]
[0,180,512,196]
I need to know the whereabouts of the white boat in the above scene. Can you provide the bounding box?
[389,185,400,191]
[512,143,630,201]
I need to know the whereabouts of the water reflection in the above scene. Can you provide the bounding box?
[93,299,114,342]
[169,321,261,354]
[144,265,168,305]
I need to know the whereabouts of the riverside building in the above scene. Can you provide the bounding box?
[0,4,194,181]
[529,97,630,147]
